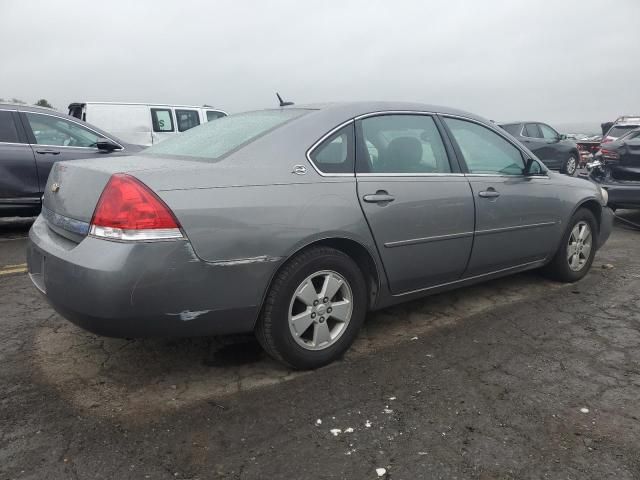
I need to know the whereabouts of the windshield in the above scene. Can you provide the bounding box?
[143,109,308,160]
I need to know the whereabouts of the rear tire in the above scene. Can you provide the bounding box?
[543,208,598,282]
[255,246,367,369]
[562,154,578,176]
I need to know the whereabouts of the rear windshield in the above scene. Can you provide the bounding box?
[608,125,638,138]
[143,109,308,160]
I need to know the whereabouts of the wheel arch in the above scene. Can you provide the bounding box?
[256,236,383,327]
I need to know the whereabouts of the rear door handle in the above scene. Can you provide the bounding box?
[36,149,60,155]
[363,191,395,204]
[478,189,500,198]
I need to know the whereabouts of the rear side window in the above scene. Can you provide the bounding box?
[175,109,200,132]
[444,117,525,175]
[500,124,521,136]
[206,110,226,121]
[310,124,354,174]
[143,109,308,160]
[357,114,451,173]
[524,123,542,138]
[151,108,174,132]
[0,111,20,143]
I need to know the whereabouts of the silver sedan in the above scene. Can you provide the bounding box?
[27,102,613,369]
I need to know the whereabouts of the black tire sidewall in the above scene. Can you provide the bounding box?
[265,250,367,369]
[550,209,598,282]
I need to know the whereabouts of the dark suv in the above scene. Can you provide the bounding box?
[0,104,140,217]
[499,122,580,176]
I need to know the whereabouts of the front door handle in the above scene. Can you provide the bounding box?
[36,149,60,155]
[478,189,500,198]
[363,191,395,204]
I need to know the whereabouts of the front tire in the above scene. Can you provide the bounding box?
[255,246,367,369]
[544,208,598,282]
[562,154,578,176]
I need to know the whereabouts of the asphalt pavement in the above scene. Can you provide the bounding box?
[1,213,639,479]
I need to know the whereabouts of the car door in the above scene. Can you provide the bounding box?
[0,109,40,211]
[354,113,475,294]
[523,123,563,169]
[441,116,562,276]
[538,123,567,168]
[20,111,121,193]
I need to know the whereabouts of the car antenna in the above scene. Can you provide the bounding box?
[276,93,294,107]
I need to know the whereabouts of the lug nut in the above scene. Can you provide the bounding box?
[327,307,332,313]
[313,300,319,306]
[319,317,325,323]
[323,297,329,303]
[311,312,316,319]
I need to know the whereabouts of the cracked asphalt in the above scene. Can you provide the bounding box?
[1,212,639,479]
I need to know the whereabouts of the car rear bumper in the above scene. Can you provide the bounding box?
[603,181,640,209]
[26,215,279,338]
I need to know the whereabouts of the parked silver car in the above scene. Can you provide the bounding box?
[27,102,613,369]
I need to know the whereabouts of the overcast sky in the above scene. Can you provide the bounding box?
[2,0,638,128]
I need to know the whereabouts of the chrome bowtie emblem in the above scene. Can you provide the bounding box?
[51,183,60,193]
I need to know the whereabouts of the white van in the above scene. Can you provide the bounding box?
[68,102,227,146]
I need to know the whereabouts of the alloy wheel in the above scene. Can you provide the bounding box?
[567,221,592,271]
[288,270,353,351]
[566,156,577,175]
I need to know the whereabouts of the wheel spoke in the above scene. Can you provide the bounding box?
[329,299,351,322]
[320,273,343,301]
[578,224,589,241]
[567,243,577,260]
[295,280,318,306]
[570,254,580,270]
[313,321,331,346]
[290,309,314,336]
[581,241,592,260]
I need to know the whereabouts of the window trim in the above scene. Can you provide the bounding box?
[439,113,548,178]
[21,111,123,150]
[305,119,356,177]
[151,108,175,133]
[174,108,201,133]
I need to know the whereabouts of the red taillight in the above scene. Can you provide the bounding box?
[600,148,620,161]
[90,174,183,241]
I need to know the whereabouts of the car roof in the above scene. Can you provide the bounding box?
[280,101,486,122]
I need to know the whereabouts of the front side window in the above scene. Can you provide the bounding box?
[608,125,637,138]
[539,124,559,140]
[151,108,174,132]
[310,124,354,174]
[175,109,201,132]
[357,115,451,173]
[206,110,226,121]
[444,118,525,175]
[25,112,101,147]
[143,109,308,161]
[524,123,542,138]
[0,111,20,143]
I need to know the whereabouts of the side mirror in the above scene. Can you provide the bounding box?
[558,133,567,141]
[96,138,121,152]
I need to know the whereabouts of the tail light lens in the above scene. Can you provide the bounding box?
[600,148,620,161]
[90,174,183,241]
